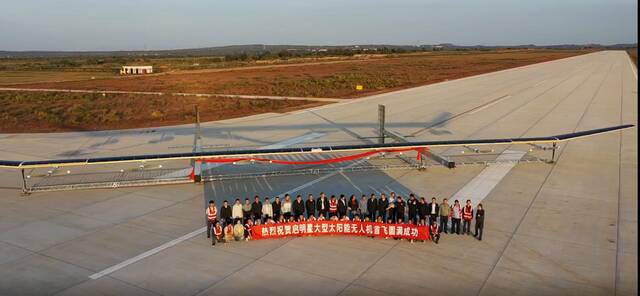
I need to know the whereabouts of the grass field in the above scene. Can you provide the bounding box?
[9,50,591,98]
[0,91,323,133]
[0,71,117,85]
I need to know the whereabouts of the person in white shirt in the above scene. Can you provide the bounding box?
[232,198,243,223]
[262,197,273,222]
[282,194,292,221]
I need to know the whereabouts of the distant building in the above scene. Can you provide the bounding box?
[120,66,153,75]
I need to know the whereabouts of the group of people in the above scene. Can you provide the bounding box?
[205,192,485,245]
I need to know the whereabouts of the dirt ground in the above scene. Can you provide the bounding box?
[0,91,324,133]
[627,48,637,65]
[11,50,591,98]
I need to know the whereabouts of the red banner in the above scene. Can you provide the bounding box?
[251,221,430,240]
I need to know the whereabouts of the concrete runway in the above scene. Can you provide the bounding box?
[0,51,636,296]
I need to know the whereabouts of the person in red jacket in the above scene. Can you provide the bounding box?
[329,195,338,219]
[430,222,440,244]
[212,221,223,245]
[205,200,217,239]
[462,199,474,235]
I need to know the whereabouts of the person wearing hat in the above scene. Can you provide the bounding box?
[205,200,218,239]
[293,195,305,221]
[474,203,485,240]
[251,196,262,222]
[305,194,316,219]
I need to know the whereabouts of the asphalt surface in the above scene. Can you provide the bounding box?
[0,50,636,296]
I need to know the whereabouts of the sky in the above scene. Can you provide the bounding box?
[0,0,637,51]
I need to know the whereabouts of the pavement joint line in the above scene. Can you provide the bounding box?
[475,60,615,296]
[335,239,403,296]
[410,59,595,138]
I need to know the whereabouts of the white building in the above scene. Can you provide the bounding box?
[120,65,153,75]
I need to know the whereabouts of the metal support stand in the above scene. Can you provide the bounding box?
[549,142,557,163]
[378,105,385,144]
[192,106,203,183]
[20,169,29,195]
[377,105,454,169]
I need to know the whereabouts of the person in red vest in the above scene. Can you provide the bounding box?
[212,221,223,245]
[462,199,474,235]
[205,200,217,239]
[329,195,338,219]
[244,218,253,241]
[430,221,440,244]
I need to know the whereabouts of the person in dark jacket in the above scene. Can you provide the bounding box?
[377,194,389,222]
[337,194,348,219]
[251,196,262,221]
[395,196,406,223]
[272,196,282,222]
[293,195,305,221]
[316,192,330,218]
[348,194,359,220]
[418,197,428,224]
[366,193,378,221]
[305,194,316,218]
[220,200,232,227]
[407,194,419,225]
[474,203,485,240]
[428,197,439,226]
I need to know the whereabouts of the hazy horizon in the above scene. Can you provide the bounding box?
[1,0,637,51]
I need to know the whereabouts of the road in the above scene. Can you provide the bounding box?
[0,51,636,296]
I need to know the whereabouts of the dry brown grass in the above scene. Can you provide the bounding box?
[13,50,591,98]
[0,91,323,133]
[0,71,117,85]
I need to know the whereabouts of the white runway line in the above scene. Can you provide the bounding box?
[88,227,205,280]
[89,133,337,280]
[450,150,526,206]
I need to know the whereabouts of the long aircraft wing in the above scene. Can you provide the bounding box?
[0,124,633,169]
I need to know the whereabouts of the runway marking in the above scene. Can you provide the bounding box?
[450,150,526,206]
[88,227,205,280]
[89,134,351,281]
